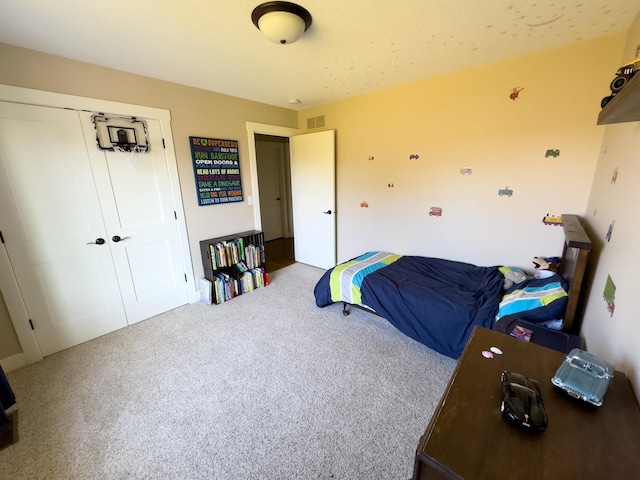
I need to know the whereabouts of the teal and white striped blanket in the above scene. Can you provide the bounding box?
[329,252,401,306]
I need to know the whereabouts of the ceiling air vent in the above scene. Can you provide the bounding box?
[307,115,325,129]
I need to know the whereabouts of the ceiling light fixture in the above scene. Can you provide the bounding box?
[251,2,312,45]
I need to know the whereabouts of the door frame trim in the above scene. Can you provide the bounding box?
[0,85,196,363]
[245,122,299,233]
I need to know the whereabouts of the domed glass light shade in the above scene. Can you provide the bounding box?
[251,2,312,45]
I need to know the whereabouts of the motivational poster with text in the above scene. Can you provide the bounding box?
[189,137,243,206]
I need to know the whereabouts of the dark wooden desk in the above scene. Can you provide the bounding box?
[412,327,640,480]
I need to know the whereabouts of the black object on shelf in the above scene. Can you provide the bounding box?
[495,318,583,354]
[598,69,640,125]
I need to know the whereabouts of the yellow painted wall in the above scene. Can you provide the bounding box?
[299,34,625,269]
[0,42,298,364]
[583,12,640,396]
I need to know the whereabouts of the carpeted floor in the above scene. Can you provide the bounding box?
[0,262,456,480]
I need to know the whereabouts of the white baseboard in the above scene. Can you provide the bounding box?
[0,353,27,373]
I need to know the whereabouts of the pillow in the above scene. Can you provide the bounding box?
[495,274,569,324]
[536,318,563,330]
[498,266,533,290]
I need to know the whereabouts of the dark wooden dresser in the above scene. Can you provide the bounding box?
[412,327,640,479]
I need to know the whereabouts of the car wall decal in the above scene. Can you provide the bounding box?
[509,87,524,100]
[498,186,513,197]
[545,149,560,158]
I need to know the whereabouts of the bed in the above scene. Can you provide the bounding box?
[314,214,592,358]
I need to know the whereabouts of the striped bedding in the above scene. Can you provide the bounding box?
[314,252,505,358]
[495,274,569,324]
[329,252,402,306]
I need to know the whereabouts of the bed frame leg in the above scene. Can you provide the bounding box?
[342,302,350,316]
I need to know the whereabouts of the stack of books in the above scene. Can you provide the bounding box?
[209,237,246,270]
[212,271,237,304]
[238,266,268,294]
[203,235,268,305]
[244,244,265,269]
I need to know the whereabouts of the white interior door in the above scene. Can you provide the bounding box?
[290,130,336,269]
[79,114,189,323]
[0,102,128,356]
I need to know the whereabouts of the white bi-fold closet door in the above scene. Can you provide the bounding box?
[0,100,191,358]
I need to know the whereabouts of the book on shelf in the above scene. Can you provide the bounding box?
[240,271,254,293]
[209,237,253,271]
[210,243,219,271]
[199,278,212,306]
[244,244,265,269]
[237,237,245,262]
[212,276,223,304]
[211,270,242,304]
[251,267,265,288]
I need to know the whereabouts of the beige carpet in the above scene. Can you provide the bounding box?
[0,262,456,479]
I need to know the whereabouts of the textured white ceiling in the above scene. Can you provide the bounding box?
[1,0,639,110]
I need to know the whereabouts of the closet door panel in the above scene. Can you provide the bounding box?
[80,114,189,323]
[0,102,128,357]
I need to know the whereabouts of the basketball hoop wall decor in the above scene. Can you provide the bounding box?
[92,114,150,152]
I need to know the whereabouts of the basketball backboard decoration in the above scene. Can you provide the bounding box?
[92,114,149,152]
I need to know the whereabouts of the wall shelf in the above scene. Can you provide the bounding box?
[598,73,640,125]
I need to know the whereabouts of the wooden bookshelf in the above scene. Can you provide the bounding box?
[199,230,267,305]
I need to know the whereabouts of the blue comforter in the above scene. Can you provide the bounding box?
[314,253,504,358]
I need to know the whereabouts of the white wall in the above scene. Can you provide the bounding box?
[582,12,640,397]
